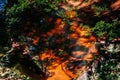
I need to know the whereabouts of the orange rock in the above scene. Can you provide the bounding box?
[89,36,96,42]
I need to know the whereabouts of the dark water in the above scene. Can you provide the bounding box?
[0,0,7,18]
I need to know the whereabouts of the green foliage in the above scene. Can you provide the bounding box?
[93,5,109,16]
[92,0,112,16]
[5,0,66,27]
[5,0,68,29]
[89,52,120,80]
[0,47,9,53]
[33,0,66,12]
[34,0,59,12]
[92,19,120,41]
[56,9,66,18]
[95,52,120,80]
[5,0,31,27]
[108,19,120,40]
[58,51,66,56]
[6,0,30,16]
[0,65,33,80]
[92,21,110,37]
[89,43,120,80]
[97,60,119,80]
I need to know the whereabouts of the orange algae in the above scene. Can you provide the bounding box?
[38,17,98,80]
[23,16,98,80]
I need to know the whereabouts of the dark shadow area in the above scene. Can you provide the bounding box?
[0,48,46,80]
[70,45,88,58]
[66,60,87,72]
[0,18,8,47]
[71,45,88,52]
[19,54,46,80]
